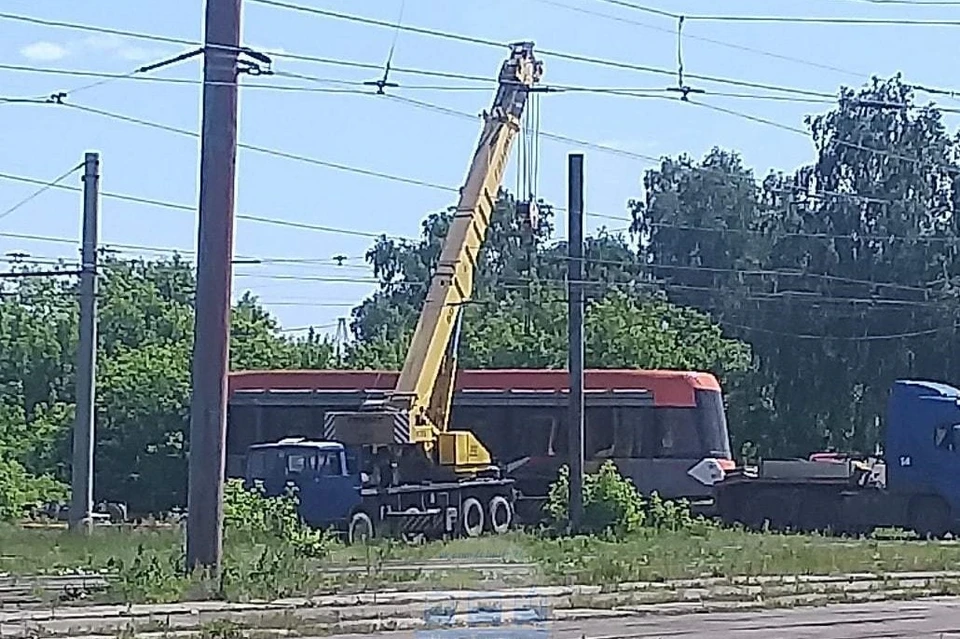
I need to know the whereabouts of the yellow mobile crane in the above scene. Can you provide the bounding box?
[320,42,543,541]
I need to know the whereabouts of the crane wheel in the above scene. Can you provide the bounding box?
[488,495,512,535]
[348,511,375,545]
[461,497,484,538]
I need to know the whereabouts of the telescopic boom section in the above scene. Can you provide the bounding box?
[326,43,542,472]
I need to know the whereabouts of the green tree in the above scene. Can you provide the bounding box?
[633,75,960,457]
[0,255,336,516]
[346,191,750,379]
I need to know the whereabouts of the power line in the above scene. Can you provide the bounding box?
[5,246,958,316]
[644,221,960,245]
[0,62,491,94]
[383,93,953,207]
[549,0,869,79]
[0,12,196,46]
[7,6,952,108]
[29,92,960,225]
[0,11,497,88]
[245,0,843,99]
[0,61,851,105]
[0,161,83,221]
[849,0,960,4]
[60,102,457,194]
[722,323,950,341]
[10,235,954,301]
[852,0,960,4]
[0,170,414,241]
[597,1,960,24]
[7,91,958,241]
[0,269,80,279]
[688,98,960,173]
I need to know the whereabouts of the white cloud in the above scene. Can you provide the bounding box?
[20,41,69,61]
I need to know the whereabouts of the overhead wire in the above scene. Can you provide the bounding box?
[0,161,83,221]
[596,1,960,24]
[2,217,954,303]
[7,7,960,105]
[6,91,955,242]
[5,12,960,330]
[57,102,456,194]
[0,170,414,241]
[235,0,851,99]
[541,0,867,79]
[380,93,952,207]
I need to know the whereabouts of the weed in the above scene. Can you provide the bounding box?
[223,479,333,559]
[105,544,188,603]
[200,619,247,639]
[546,460,710,537]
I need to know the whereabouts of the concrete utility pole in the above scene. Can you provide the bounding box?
[186,0,242,573]
[70,152,100,534]
[567,153,585,533]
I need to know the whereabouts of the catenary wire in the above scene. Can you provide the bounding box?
[5,94,956,243]
[7,7,959,105]
[596,0,960,24]
[0,161,83,221]
[542,0,868,79]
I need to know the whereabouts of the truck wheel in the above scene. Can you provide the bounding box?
[911,497,950,539]
[348,511,375,545]
[488,495,512,535]
[461,497,484,538]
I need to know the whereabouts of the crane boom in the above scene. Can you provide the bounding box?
[327,42,542,475]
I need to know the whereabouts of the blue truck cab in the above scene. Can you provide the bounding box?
[243,438,362,530]
[885,380,960,532]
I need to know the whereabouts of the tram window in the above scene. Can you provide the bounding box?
[586,408,614,458]
[611,407,656,458]
[657,408,702,458]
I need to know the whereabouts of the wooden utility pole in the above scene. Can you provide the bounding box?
[186,0,242,574]
[70,152,100,534]
[567,153,585,533]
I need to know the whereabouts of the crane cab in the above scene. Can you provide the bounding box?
[244,438,361,530]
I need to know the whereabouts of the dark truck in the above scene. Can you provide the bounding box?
[716,379,960,537]
[244,438,515,544]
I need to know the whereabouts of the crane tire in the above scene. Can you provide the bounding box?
[461,497,484,538]
[488,495,512,535]
[348,511,375,545]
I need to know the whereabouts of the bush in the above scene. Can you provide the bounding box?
[546,460,697,537]
[0,458,66,522]
[222,479,332,558]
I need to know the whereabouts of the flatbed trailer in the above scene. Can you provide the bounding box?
[715,379,960,538]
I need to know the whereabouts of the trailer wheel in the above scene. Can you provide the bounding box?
[488,495,512,535]
[461,497,484,538]
[348,511,375,545]
[910,497,950,539]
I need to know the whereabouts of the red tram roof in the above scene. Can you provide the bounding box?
[228,369,720,408]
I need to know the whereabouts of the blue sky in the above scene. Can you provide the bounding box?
[2,0,960,335]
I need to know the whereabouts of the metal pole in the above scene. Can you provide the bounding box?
[186,0,241,574]
[70,152,100,534]
[567,153,585,533]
